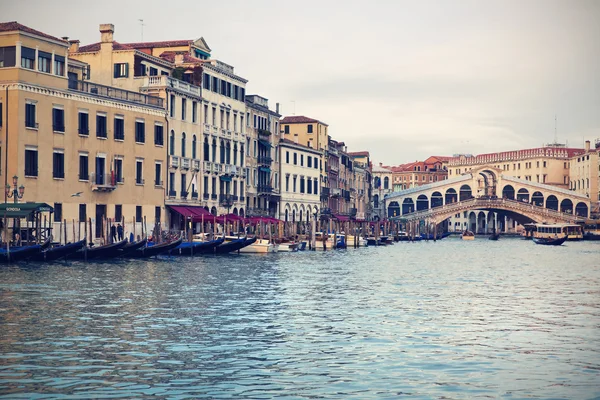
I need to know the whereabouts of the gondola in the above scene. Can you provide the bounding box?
[533,236,567,246]
[488,231,500,241]
[0,237,51,263]
[29,238,86,262]
[129,237,182,258]
[70,239,128,260]
[173,238,224,255]
[117,238,148,257]
[214,236,256,254]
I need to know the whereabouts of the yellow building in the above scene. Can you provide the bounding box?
[0,22,166,243]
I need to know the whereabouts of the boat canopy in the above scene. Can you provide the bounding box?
[0,202,53,218]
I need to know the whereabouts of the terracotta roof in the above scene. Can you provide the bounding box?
[280,115,328,126]
[450,146,585,161]
[122,40,193,49]
[348,151,370,157]
[76,41,133,53]
[0,21,67,44]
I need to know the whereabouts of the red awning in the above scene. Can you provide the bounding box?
[216,213,245,224]
[248,216,282,224]
[169,205,216,222]
[169,205,195,218]
[333,214,350,222]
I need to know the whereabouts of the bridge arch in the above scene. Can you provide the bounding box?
[531,191,544,206]
[517,188,529,202]
[546,195,558,211]
[560,199,573,214]
[388,201,400,218]
[468,211,477,232]
[402,198,414,215]
[459,185,473,201]
[575,202,588,217]
[502,185,515,200]
[477,211,486,234]
[445,188,457,204]
[478,169,498,196]
[416,195,429,211]
[431,191,443,208]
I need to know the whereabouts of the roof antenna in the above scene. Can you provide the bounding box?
[138,19,145,41]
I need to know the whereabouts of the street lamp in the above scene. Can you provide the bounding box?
[221,195,233,214]
[6,175,25,203]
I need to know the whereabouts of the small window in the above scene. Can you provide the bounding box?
[24,148,38,177]
[293,153,297,165]
[300,155,304,166]
[136,160,144,184]
[38,51,51,73]
[154,124,164,146]
[155,163,162,186]
[136,206,142,223]
[79,204,87,222]
[52,108,65,132]
[307,124,313,133]
[155,206,161,223]
[114,117,125,140]
[21,46,35,69]
[54,55,65,76]
[181,98,187,121]
[25,103,36,128]
[284,125,289,134]
[170,95,176,118]
[114,158,123,183]
[96,114,107,138]
[113,63,129,78]
[78,112,89,135]
[54,203,62,222]
[53,152,65,178]
[135,120,145,143]
[115,205,122,222]
[192,101,197,123]
[79,154,89,180]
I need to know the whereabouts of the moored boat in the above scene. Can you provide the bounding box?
[130,237,183,258]
[215,236,256,254]
[237,237,278,253]
[488,230,500,241]
[277,241,298,252]
[461,230,475,240]
[30,239,86,262]
[0,237,51,263]
[533,236,567,246]
[71,239,128,260]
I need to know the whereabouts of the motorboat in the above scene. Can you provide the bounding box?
[461,230,475,240]
[237,237,278,253]
[277,241,298,252]
[344,235,367,247]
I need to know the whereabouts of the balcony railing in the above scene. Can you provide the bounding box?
[332,188,341,197]
[191,192,198,199]
[247,208,276,218]
[169,155,180,169]
[211,194,217,200]
[168,190,177,198]
[181,191,189,199]
[257,156,273,165]
[257,185,273,194]
[203,161,212,172]
[257,128,271,137]
[224,165,238,175]
[203,193,210,200]
[143,76,201,97]
[181,157,191,170]
[90,172,116,192]
[71,80,164,108]
[192,159,201,171]
[204,124,212,134]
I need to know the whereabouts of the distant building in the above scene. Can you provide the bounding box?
[389,156,449,191]
[371,163,393,219]
[569,140,599,216]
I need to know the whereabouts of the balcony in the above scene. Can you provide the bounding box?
[203,193,209,200]
[203,161,212,173]
[329,164,339,173]
[143,75,201,97]
[181,191,189,199]
[258,185,273,194]
[71,80,163,108]
[169,155,180,169]
[211,194,218,200]
[192,159,201,171]
[224,165,238,175]
[247,208,276,218]
[257,128,271,137]
[91,172,117,192]
[257,156,273,165]
[168,190,177,198]
[204,124,211,134]
[181,157,191,170]
[226,129,232,137]
[219,194,235,207]
[332,188,341,197]
[191,192,199,199]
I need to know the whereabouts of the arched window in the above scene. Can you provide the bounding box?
[204,137,210,161]
[192,135,197,159]
[212,139,217,162]
[220,140,225,163]
[240,145,244,166]
[169,130,175,156]
[226,141,231,164]
[383,177,389,190]
[233,143,238,165]
[181,132,186,157]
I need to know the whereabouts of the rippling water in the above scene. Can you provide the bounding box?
[1,237,599,399]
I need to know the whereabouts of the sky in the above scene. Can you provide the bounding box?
[3,0,599,165]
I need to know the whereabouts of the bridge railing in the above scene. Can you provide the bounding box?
[390,197,586,223]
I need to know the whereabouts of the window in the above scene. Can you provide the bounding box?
[115,205,122,222]
[114,117,125,140]
[114,63,129,78]
[79,154,89,180]
[53,151,65,178]
[181,98,187,121]
[78,111,89,135]
[21,46,34,69]
[52,107,65,132]
[38,51,51,73]
[307,124,313,133]
[25,103,36,128]
[285,175,289,192]
[314,157,318,169]
[307,179,312,194]
[204,138,210,161]
[114,158,123,183]
[79,204,87,222]
[135,120,145,143]
[308,157,312,168]
[54,203,62,222]
[169,172,176,193]
[0,46,16,67]
[149,67,158,76]
[181,132,186,157]
[136,160,143,184]
[293,176,297,192]
[0,103,2,126]
[300,155,304,166]
[314,179,318,195]
[192,135,197,159]
[155,206,161,223]
[25,148,38,176]
[203,73,211,90]
[96,114,107,138]
[181,174,187,196]
[170,95,176,118]
[293,153,297,165]
[169,131,175,155]
[543,161,547,168]
[284,125,289,134]
[154,124,164,146]
[155,163,162,186]
[136,206,142,223]
[212,107,216,125]
[192,101,197,123]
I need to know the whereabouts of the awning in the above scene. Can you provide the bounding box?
[258,166,271,172]
[333,214,350,222]
[169,205,216,223]
[247,216,282,224]
[220,176,232,182]
[258,139,272,148]
[216,213,245,224]
[0,202,53,218]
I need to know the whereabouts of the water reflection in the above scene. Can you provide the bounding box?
[1,239,599,398]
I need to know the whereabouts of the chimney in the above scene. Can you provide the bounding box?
[100,24,114,43]
[276,102,280,114]
[585,140,590,152]
[68,39,80,53]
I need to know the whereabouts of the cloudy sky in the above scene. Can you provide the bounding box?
[4,0,599,164]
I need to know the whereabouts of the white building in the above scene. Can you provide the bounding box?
[279,139,321,222]
[371,163,393,219]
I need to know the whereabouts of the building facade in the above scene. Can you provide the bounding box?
[389,156,449,191]
[245,95,281,219]
[371,163,393,219]
[279,139,321,223]
[0,22,166,242]
[569,140,599,215]
[349,151,372,221]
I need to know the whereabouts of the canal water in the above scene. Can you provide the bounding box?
[0,237,599,399]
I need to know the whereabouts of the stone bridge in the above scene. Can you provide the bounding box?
[384,166,591,224]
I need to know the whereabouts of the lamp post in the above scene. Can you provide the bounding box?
[5,175,25,204]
